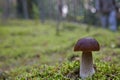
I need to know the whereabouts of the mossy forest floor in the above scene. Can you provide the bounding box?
[0,20,120,80]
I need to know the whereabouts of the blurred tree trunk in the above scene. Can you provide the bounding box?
[1,0,10,24]
[48,0,52,18]
[3,0,10,19]
[73,0,76,21]
[16,0,23,18]
[21,0,29,19]
[37,0,45,23]
[27,0,35,19]
[10,0,16,18]
[56,0,63,35]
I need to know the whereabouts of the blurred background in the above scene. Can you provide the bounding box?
[0,0,120,79]
[0,0,119,24]
[0,0,119,25]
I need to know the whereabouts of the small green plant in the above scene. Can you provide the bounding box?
[32,3,39,19]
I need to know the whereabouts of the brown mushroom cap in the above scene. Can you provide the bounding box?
[74,37,100,51]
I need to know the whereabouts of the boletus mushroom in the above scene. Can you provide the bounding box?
[74,37,100,79]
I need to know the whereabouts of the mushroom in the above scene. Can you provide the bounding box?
[74,37,100,79]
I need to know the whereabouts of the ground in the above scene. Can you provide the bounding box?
[0,20,120,79]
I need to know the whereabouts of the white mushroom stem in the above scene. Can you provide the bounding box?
[80,51,95,79]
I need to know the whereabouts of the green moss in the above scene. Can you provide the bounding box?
[7,61,120,80]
